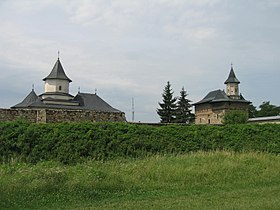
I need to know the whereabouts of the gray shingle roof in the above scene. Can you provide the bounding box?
[74,93,121,112]
[224,67,240,84]
[193,89,250,105]
[11,89,45,108]
[39,92,74,98]
[43,58,72,82]
[12,91,122,113]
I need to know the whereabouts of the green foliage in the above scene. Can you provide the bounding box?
[1,121,280,164]
[157,81,177,123]
[1,152,280,209]
[256,101,280,117]
[249,101,280,118]
[248,103,258,118]
[222,110,248,124]
[175,87,194,123]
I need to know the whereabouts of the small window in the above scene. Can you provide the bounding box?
[59,86,62,91]
[208,119,211,124]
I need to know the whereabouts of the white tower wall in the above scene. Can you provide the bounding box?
[44,79,69,93]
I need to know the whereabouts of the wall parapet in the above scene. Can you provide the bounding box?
[0,108,126,123]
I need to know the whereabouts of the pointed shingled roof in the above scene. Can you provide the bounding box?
[224,66,240,84]
[12,91,122,113]
[193,90,228,105]
[193,89,250,105]
[43,58,72,82]
[11,89,44,108]
[74,93,121,112]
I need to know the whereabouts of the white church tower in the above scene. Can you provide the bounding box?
[40,57,78,105]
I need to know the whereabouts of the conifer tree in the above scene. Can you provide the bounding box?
[175,87,194,123]
[157,81,177,123]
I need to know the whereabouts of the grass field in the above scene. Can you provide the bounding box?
[1,151,280,209]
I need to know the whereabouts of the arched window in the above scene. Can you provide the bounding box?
[59,86,62,91]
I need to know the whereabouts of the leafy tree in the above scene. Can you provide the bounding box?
[175,87,194,123]
[157,81,177,123]
[222,110,248,124]
[256,101,280,117]
[248,104,258,118]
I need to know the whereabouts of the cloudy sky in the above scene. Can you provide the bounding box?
[0,0,279,122]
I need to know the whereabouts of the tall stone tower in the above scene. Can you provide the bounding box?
[224,65,240,100]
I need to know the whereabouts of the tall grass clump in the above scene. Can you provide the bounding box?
[1,152,280,209]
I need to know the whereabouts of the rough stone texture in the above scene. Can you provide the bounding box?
[195,102,248,124]
[0,109,38,123]
[0,108,126,123]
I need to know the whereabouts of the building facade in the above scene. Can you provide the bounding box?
[194,66,251,124]
[0,57,126,123]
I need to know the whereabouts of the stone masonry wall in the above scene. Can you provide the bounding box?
[44,109,126,123]
[0,108,126,123]
[195,102,249,125]
[0,109,38,123]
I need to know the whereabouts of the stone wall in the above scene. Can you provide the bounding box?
[0,108,126,123]
[0,109,38,123]
[195,104,225,124]
[195,102,249,125]
[44,109,126,123]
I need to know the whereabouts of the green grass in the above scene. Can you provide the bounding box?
[1,151,280,209]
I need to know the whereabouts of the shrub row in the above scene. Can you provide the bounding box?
[0,121,280,164]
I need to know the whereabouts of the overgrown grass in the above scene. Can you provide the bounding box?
[1,152,280,209]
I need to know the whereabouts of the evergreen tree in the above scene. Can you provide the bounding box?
[175,87,194,123]
[157,81,177,123]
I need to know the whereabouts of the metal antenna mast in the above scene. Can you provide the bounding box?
[132,97,135,122]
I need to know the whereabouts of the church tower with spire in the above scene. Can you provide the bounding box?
[9,54,126,123]
[224,65,240,100]
[40,57,75,103]
[194,64,251,125]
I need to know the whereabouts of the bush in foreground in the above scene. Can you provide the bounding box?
[0,121,280,164]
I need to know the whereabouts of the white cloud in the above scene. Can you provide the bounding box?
[0,0,279,122]
[164,25,217,41]
[65,0,225,41]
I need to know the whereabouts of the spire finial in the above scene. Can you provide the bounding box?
[95,88,97,94]
[78,86,80,93]
[231,62,233,69]
[32,84,34,91]
[58,50,60,60]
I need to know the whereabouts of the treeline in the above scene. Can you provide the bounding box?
[0,121,280,164]
[249,101,280,118]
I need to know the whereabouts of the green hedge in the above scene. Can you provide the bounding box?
[0,121,280,164]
